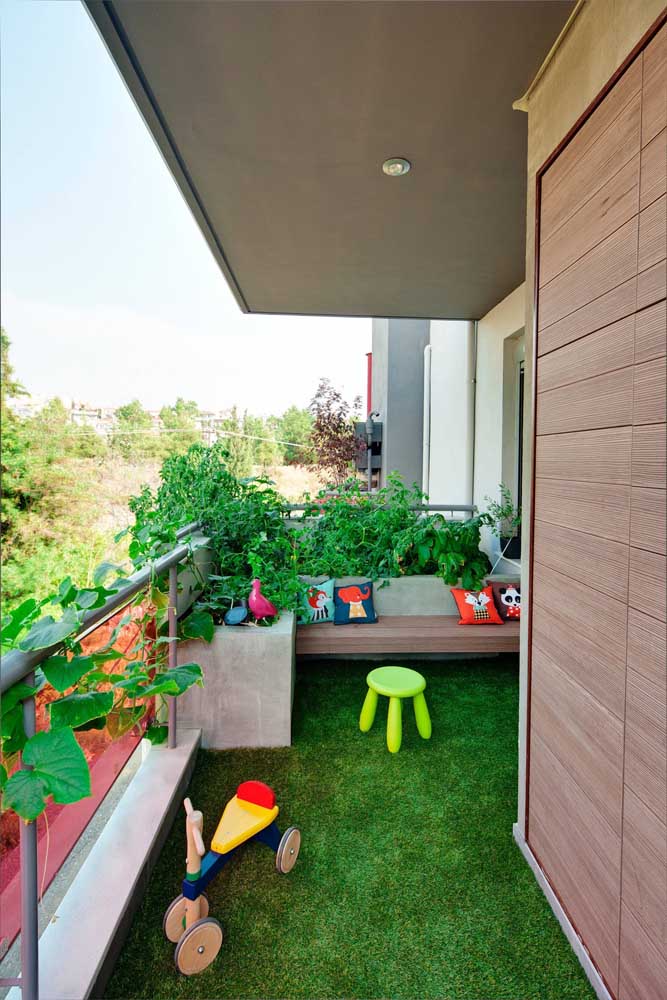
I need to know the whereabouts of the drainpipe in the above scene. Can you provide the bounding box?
[422,344,432,497]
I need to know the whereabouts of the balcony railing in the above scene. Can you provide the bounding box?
[0,522,201,1000]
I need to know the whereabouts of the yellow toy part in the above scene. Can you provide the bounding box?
[211,795,279,854]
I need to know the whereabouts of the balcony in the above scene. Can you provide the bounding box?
[1,487,584,1000]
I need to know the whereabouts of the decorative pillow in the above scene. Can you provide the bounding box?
[450,586,504,625]
[298,579,335,625]
[334,582,377,625]
[488,580,521,621]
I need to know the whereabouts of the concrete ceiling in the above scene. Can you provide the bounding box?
[86,1,574,319]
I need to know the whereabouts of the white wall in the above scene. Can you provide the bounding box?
[426,321,475,506]
[472,283,525,561]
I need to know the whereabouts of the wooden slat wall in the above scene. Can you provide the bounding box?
[530,22,666,1000]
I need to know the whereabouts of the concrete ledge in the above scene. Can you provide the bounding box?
[513,825,613,1000]
[8,729,201,1000]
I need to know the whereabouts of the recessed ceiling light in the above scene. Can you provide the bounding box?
[382,157,411,177]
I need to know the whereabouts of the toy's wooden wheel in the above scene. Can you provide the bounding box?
[163,893,209,943]
[276,826,301,874]
[174,917,223,975]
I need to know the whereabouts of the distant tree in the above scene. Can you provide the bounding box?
[70,424,108,459]
[309,379,363,484]
[242,412,281,469]
[217,406,254,479]
[1,327,26,407]
[276,406,314,464]
[159,397,201,456]
[1,329,27,543]
[0,336,103,607]
[112,399,157,459]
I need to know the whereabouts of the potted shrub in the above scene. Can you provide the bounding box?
[483,484,522,561]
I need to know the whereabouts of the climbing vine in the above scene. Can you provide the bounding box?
[0,557,212,822]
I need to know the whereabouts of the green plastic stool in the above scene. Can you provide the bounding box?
[359,666,432,753]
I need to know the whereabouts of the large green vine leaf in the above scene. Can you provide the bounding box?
[19,607,81,651]
[1,770,49,822]
[2,728,91,820]
[180,609,214,643]
[1,598,41,649]
[49,691,114,730]
[114,662,203,699]
[1,681,39,715]
[41,654,96,693]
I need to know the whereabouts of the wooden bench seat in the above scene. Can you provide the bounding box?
[296,615,520,656]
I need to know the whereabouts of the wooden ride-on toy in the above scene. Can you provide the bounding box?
[163,780,301,975]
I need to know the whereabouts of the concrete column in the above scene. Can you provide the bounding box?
[427,320,476,506]
[371,318,430,488]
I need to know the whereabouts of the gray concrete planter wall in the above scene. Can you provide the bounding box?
[176,534,213,617]
[178,613,296,749]
[302,574,520,616]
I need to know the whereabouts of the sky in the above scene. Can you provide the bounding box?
[1,0,371,415]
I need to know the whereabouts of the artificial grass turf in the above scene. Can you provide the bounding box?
[105,657,594,1000]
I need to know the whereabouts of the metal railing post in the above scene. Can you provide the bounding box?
[167,564,178,749]
[19,673,39,1000]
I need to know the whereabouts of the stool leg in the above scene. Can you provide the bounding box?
[413,692,432,740]
[359,687,378,732]
[387,697,402,753]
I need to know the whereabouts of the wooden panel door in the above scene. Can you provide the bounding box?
[529,19,666,1000]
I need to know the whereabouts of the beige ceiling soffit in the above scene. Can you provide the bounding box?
[512,0,586,112]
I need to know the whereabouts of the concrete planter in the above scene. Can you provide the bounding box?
[300,574,457,615]
[176,534,213,617]
[302,573,520,616]
[178,613,296,749]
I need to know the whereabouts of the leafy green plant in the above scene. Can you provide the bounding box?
[392,514,491,590]
[129,450,492,605]
[0,557,212,822]
[127,443,302,613]
[294,474,426,579]
[483,484,521,539]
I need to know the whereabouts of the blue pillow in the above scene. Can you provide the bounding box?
[334,582,377,625]
[298,579,335,625]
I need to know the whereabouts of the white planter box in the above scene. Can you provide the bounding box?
[178,613,296,749]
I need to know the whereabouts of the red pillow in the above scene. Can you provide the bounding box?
[451,586,504,625]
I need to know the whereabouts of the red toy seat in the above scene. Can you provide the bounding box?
[236,780,276,809]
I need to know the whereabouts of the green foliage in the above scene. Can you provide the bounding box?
[1,553,208,821]
[242,413,281,469]
[216,406,254,479]
[111,399,160,460]
[180,609,215,643]
[275,406,314,464]
[159,398,202,457]
[2,727,91,821]
[1,333,114,613]
[483,483,522,538]
[297,476,491,588]
[392,512,492,590]
[129,448,491,619]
